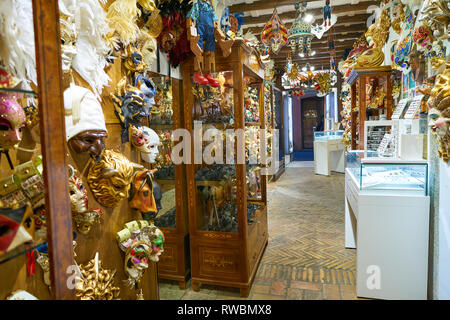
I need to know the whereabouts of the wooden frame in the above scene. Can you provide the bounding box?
[347,66,393,150]
[181,40,268,297]
[146,74,190,289]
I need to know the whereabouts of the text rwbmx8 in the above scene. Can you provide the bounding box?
[177,304,272,317]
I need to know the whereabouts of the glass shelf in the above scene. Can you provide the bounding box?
[0,239,45,266]
[0,87,37,97]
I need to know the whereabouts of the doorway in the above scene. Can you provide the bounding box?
[301,97,324,149]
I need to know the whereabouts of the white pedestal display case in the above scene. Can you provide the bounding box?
[345,151,429,300]
[313,131,345,176]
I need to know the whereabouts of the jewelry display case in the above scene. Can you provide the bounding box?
[181,40,268,297]
[147,74,190,289]
[346,151,428,195]
[313,130,345,176]
[344,150,429,299]
[346,66,393,150]
[313,130,344,141]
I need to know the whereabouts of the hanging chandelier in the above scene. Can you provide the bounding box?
[288,2,314,57]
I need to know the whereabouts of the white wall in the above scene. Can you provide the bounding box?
[437,160,450,299]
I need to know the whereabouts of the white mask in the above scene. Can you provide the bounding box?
[130,126,160,163]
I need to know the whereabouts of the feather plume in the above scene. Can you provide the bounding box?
[71,0,112,97]
[0,0,36,89]
[106,0,140,50]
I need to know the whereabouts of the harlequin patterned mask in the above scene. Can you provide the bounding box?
[0,93,26,151]
[87,150,139,208]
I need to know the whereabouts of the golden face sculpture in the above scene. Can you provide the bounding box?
[87,150,136,208]
[365,9,390,48]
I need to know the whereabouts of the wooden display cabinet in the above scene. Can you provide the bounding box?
[147,74,190,289]
[346,66,393,150]
[0,1,160,300]
[181,40,268,297]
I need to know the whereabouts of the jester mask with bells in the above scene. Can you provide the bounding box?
[64,85,108,161]
[87,150,142,208]
[116,220,164,294]
[129,169,162,221]
[0,93,26,152]
[130,125,160,163]
[68,165,102,234]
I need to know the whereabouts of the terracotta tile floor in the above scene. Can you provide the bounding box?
[158,165,365,300]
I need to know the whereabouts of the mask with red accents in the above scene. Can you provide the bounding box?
[0,93,26,151]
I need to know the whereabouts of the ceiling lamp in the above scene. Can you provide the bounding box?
[288,2,314,57]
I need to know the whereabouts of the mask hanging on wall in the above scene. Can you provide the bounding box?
[129,169,162,221]
[129,125,160,163]
[0,204,34,255]
[64,84,108,161]
[87,149,141,208]
[116,219,165,299]
[0,93,26,152]
[68,165,102,234]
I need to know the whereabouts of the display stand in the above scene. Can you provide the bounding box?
[314,131,346,176]
[347,66,393,150]
[146,73,190,289]
[181,40,268,297]
[344,153,429,300]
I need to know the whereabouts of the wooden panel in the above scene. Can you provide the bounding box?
[32,0,74,299]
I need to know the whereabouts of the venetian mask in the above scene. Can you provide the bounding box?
[111,80,151,143]
[87,150,139,208]
[60,13,77,72]
[68,165,102,234]
[130,125,160,163]
[64,85,108,160]
[129,169,162,221]
[141,35,157,69]
[68,130,108,161]
[0,93,26,151]
[117,220,165,291]
[123,45,146,74]
[0,205,34,254]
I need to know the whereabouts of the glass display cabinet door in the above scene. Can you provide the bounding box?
[192,70,238,233]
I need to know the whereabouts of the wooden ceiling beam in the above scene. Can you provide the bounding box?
[243,13,370,34]
[230,0,317,13]
[239,1,378,26]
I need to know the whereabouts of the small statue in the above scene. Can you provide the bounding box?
[322,0,332,27]
[187,0,233,87]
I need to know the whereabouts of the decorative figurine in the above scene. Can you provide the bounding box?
[64,84,108,162]
[322,0,332,27]
[187,0,233,87]
[87,149,142,208]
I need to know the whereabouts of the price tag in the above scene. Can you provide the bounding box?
[404,95,424,119]
[377,133,392,155]
[391,99,408,119]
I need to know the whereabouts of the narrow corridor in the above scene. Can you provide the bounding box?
[159,163,361,300]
